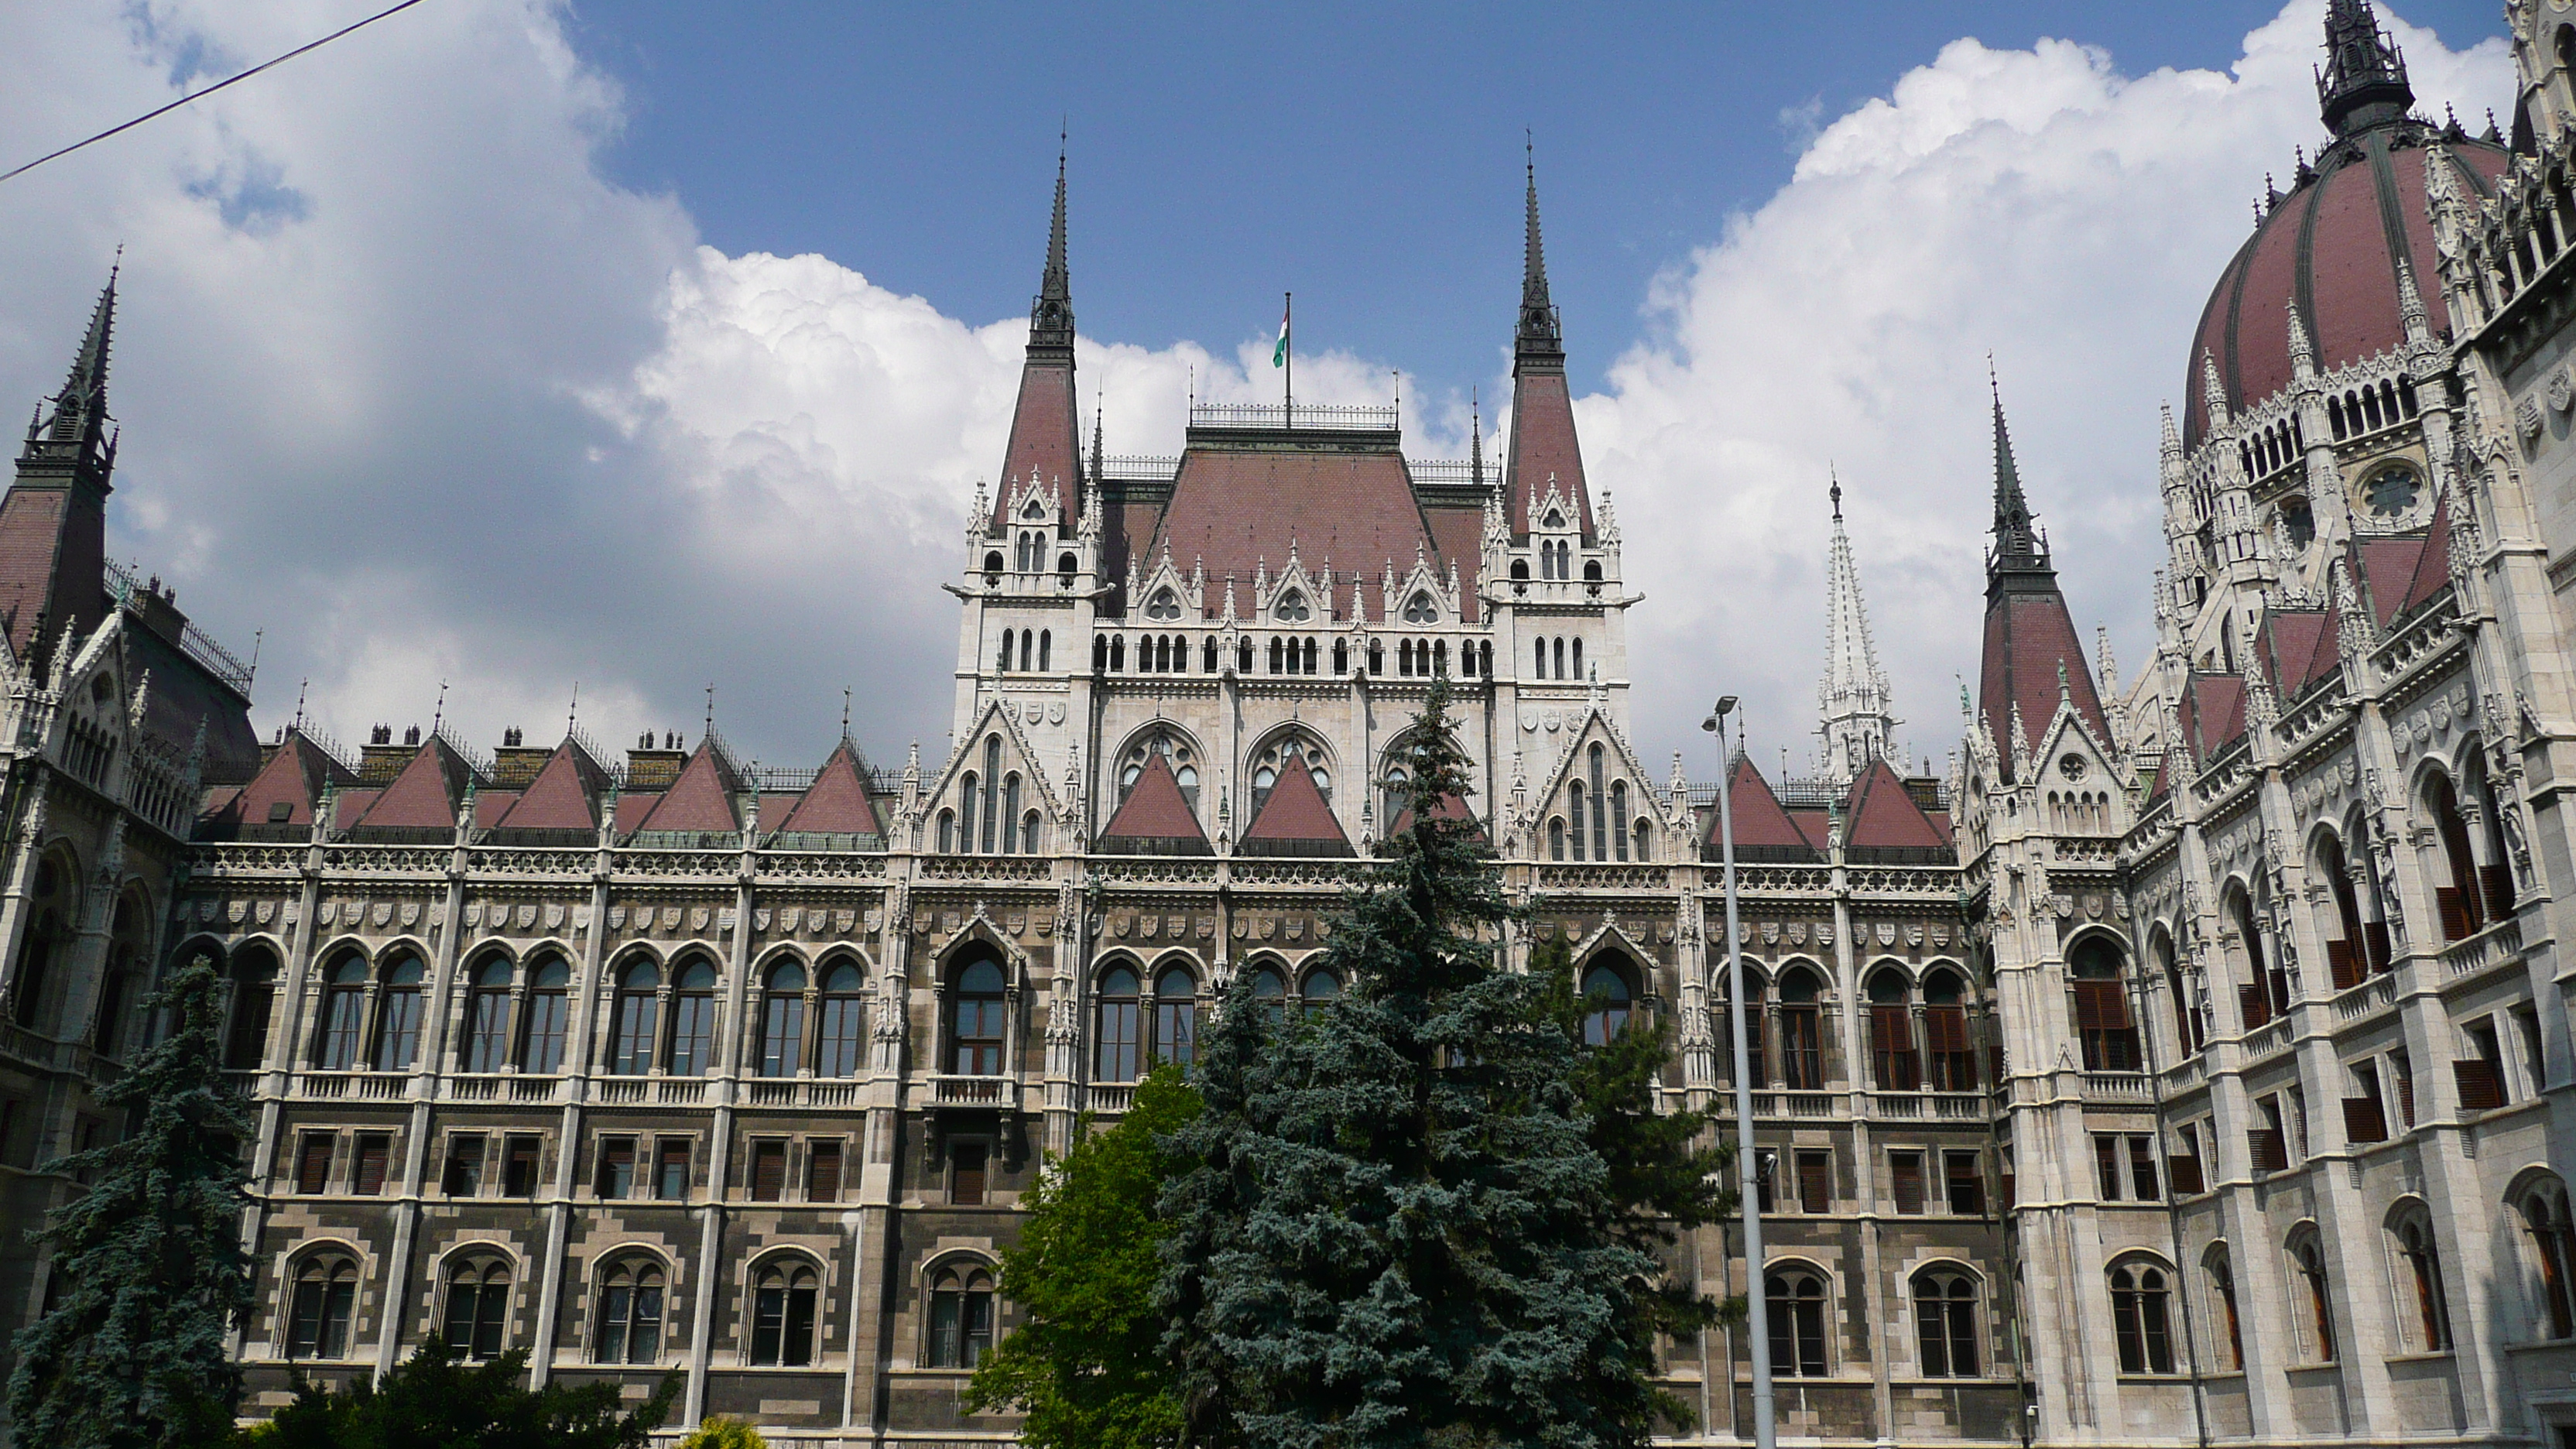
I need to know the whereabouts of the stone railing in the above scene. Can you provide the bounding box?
[2441,916,2523,981]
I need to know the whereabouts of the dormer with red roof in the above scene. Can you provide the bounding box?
[1095,752,1208,856]
[772,738,886,849]
[203,728,358,841]
[629,735,746,847]
[1239,752,1352,858]
[347,731,485,844]
[488,734,612,846]
[1842,759,1954,865]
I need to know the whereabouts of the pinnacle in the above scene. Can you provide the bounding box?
[1516,143,1561,358]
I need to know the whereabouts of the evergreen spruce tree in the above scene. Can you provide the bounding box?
[249,1338,679,1448]
[966,1067,1198,1449]
[6,957,255,1449]
[1160,677,1683,1449]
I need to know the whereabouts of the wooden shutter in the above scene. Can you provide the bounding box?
[807,1142,842,1203]
[2073,982,2131,1031]
[2238,984,2272,1031]
[353,1135,389,1196]
[2363,923,2393,973]
[953,1142,988,1205]
[2167,1155,2204,1196]
[2437,888,2475,942]
[2247,1129,2287,1173]
[2093,1135,2123,1200]
[752,1141,787,1202]
[2482,864,2517,923]
[296,1134,332,1194]
[1890,1152,1925,1214]
[1944,1152,1984,1214]
[1923,1006,1969,1054]
[1796,1150,1830,1214]
[2454,1060,2506,1112]
[1871,1006,1917,1090]
[2325,939,2361,992]
[2127,1137,2160,1201]
[2341,1096,2387,1143]
[597,1137,633,1197]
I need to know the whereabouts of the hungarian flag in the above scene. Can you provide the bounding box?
[1273,300,1290,368]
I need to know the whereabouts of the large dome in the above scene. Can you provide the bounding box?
[2180,7,2510,450]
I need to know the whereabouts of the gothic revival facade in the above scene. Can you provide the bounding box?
[7,2,2576,1446]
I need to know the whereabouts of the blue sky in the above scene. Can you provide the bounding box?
[0,2,2522,773]
[570,1,2506,407]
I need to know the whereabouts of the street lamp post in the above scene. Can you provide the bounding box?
[1703,696,1775,1449]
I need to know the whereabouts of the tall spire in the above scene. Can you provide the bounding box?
[1819,471,1895,790]
[1987,365,2048,590]
[1030,144,1074,353]
[2,265,122,660]
[2317,0,2412,139]
[1516,139,1561,361]
[48,262,117,447]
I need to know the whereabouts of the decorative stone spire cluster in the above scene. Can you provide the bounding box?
[1818,474,1896,789]
[2317,0,2413,139]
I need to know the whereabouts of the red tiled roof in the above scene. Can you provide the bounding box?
[1420,503,1485,623]
[1978,589,2106,782]
[2184,136,2506,447]
[613,791,659,834]
[1241,753,1351,854]
[1845,759,1948,854]
[1389,790,1478,837]
[2176,673,2249,761]
[2258,609,2332,699]
[779,739,882,836]
[473,790,519,828]
[211,731,355,831]
[334,789,380,831]
[1097,753,1205,845]
[1787,809,1834,852]
[1504,369,1595,540]
[994,356,1080,529]
[352,736,474,834]
[1704,755,1810,856]
[2400,492,2453,615]
[2354,534,2427,626]
[1148,445,1437,619]
[636,740,741,834]
[492,739,607,834]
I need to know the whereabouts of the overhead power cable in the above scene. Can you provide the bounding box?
[0,0,428,186]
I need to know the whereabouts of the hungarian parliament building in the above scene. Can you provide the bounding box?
[7,2,2576,1445]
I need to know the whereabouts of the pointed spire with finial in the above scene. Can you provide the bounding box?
[1819,469,1895,790]
[2317,0,2412,139]
[992,143,1084,533]
[1516,133,1561,360]
[1033,135,1073,350]
[43,257,118,450]
[1987,360,2045,583]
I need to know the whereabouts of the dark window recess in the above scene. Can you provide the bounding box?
[502,1136,541,1197]
[596,1137,636,1199]
[295,1134,334,1195]
[751,1141,788,1203]
[2363,923,2393,973]
[2167,1155,2204,1196]
[2483,864,2517,923]
[2238,983,2273,1032]
[1890,1151,1926,1214]
[1944,1152,1984,1215]
[807,1142,843,1203]
[442,1137,485,1197]
[1755,1149,1777,1214]
[1796,1149,1831,1214]
[2454,1060,2506,1112]
[2248,1129,2288,1173]
[2325,938,2362,992]
[2436,887,2478,943]
[352,1135,390,1196]
[2127,1136,2160,1201]
[2342,1096,2388,1143]
[951,1142,988,1206]
[2095,1135,2123,1201]
[2073,982,2140,1071]
[656,1139,690,1200]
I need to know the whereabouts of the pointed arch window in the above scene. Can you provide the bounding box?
[372,956,426,1071]
[2429,772,2485,939]
[463,957,512,1073]
[608,961,658,1075]
[2293,1236,2337,1362]
[594,1259,665,1364]
[1766,1267,1829,1377]
[1581,960,1633,1046]
[1572,636,1584,680]
[1095,967,1140,1083]
[667,959,718,1076]
[999,774,1022,855]
[2395,1218,2451,1351]
[2208,1252,2244,1368]
[287,1256,359,1360]
[817,960,866,1077]
[953,957,1007,1075]
[1568,782,1588,862]
[224,946,279,1071]
[759,961,808,1077]
[521,956,570,1073]
[1913,1270,1980,1377]
[1867,968,1918,1091]
[1588,745,1609,859]
[2069,938,2139,1071]
[750,1262,819,1366]
[317,956,368,1070]
[1249,966,1287,1025]
[1298,968,1341,1010]
[927,1264,995,1368]
[1155,968,1198,1067]
[980,737,1003,852]
[1923,969,1975,1090]
[1778,968,1824,1091]
[443,1259,512,1360]
[2109,1262,2174,1373]
[1548,817,1566,862]
[1609,779,1630,861]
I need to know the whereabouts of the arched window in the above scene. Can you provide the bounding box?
[817,960,866,1077]
[981,738,1003,852]
[957,775,979,848]
[1095,967,1140,1082]
[1913,1270,1979,1377]
[1092,635,1108,672]
[2068,937,2139,1070]
[1548,817,1566,861]
[1299,969,1341,1009]
[999,774,1021,855]
[953,957,1006,1075]
[1510,558,1530,581]
[521,956,570,1073]
[667,959,718,1076]
[1478,641,1492,677]
[463,957,512,1073]
[1778,967,1824,1090]
[92,964,129,1058]
[1535,638,1547,677]
[1913,972,1968,1094]
[2154,932,2201,1057]
[1867,967,1918,1091]
[1249,966,1287,1025]
[759,961,808,1077]
[936,808,956,853]
[927,1263,995,1368]
[1155,968,1197,1067]
[750,1261,820,1366]
[1568,782,1588,862]
[1609,780,1630,861]
[1764,1267,1829,1376]
[224,945,279,1071]
[1553,637,1566,680]
[998,629,1014,672]
[316,956,368,1070]
[2316,834,2365,988]
[594,1259,666,1364]
[1725,972,1769,1087]
[1632,817,1651,862]
[2293,1236,2337,1362]
[608,961,659,1075]
[1251,736,1329,816]
[2393,1217,2451,1351]
[443,1258,511,1359]
[1587,745,1610,860]
[1269,637,1284,673]
[1039,629,1051,670]
[372,956,426,1070]
[2429,772,2485,939]
[286,1255,359,1359]
[1580,960,1633,1046]
[1121,732,1199,811]
[10,862,65,1029]
[2109,1261,2174,1373]
[1572,637,1584,680]
[1022,810,1042,855]
[2207,1250,2245,1368]
[2521,1180,2576,1339]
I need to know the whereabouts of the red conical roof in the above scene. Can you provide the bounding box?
[779,739,882,837]
[351,735,475,834]
[1097,753,1207,851]
[1704,755,1812,859]
[635,739,741,835]
[492,738,606,835]
[1241,753,1351,856]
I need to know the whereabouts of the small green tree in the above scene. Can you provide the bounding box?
[1159,676,1676,1449]
[248,1338,679,1448]
[966,1067,1198,1449]
[674,1414,768,1449]
[6,957,254,1449]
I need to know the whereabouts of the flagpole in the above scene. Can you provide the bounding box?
[1283,290,1293,427]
